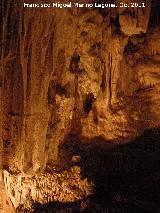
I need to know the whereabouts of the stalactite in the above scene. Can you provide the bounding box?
[70,51,82,135]
[108,52,112,109]
[0,0,10,178]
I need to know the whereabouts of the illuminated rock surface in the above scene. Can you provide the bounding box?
[0,0,160,212]
[3,166,94,211]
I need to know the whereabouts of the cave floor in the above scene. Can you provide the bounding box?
[32,128,160,213]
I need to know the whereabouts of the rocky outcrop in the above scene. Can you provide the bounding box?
[118,0,152,35]
[3,166,94,211]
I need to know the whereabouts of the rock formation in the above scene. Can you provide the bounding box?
[0,0,160,212]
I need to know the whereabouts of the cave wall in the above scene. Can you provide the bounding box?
[0,0,160,183]
[1,0,160,211]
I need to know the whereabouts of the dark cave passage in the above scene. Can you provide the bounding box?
[29,127,160,212]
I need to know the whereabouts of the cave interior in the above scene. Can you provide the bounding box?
[0,0,160,212]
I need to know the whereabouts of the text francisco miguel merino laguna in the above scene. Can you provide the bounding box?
[23,2,120,8]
